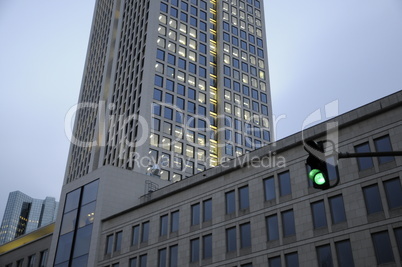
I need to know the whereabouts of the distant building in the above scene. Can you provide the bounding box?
[0,191,58,245]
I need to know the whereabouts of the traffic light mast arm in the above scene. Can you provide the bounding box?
[338,151,402,158]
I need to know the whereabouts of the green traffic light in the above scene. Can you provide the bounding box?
[309,169,326,185]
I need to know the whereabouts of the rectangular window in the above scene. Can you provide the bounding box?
[141,221,149,242]
[160,215,168,236]
[225,190,236,214]
[191,204,200,226]
[39,250,48,267]
[268,256,281,267]
[190,238,200,262]
[203,199,212,222]
[363,184,383,214]
[240,223,251,248]
[335,240,355,267]
[158,248,166,267]
[316,244,333,267]
[383,178,402,209]
[285,252,299,267]
[171,211,179,233]
[169,245,178,267]
[239,186,249,210]
[264,177,275,201]
[395,228,402,258]
[329,195,346,224]
[202,234,212,259]
[372,231,395,264]
[266,215,279,241]
[355,142,374,171]
[114,231,122,252]
[282,210,296,237]
[27,254,36,267]
[105,234,113,254]
[374,135,394,164]
[226,227,237,252]
[132,225,140,245]
[311,200,327,229]
[279,171,291,196]
[139,254,147,267]
[130,258,137,267]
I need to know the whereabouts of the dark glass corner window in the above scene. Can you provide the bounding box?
[354,142,374,171]
[374,135,394,164]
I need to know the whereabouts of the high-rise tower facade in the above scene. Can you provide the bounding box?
[0,191,58,245]
[65,0,273,184]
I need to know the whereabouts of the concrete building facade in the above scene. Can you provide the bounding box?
[25,90,399,267]
[64,0,273,184]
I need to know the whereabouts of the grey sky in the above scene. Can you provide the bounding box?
[0,0,401,221]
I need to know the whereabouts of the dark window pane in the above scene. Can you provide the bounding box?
[395,228,402,259]
[60,209,78,235]
[73,224,93,258]
[383,178,402,209]
[374,135,394,164]
[141,222,149,242]
[363,184,383,214]
[158,249,166,267]
[203,199,212,222]
[78,201,96,228]
[311,201,327,229]
[105,234,113,254]
[240,223,251,248]
[130,258,137,267]
[285,252,299,267]
[268,256,281,267]
[266,215,279,241]
[225,191,235,214]
[239,186,249,210]
[282,210,296,237]
[171,211,179,232]
[264,177,275,201]
[39,250,48,267]
[190,238,200,262]
[64,188,81,213]
[81,180,99,205]
[55,232,74,264]
[191,204,200,225]
[160,215,168,236]
[139,254,147,267]
[279,171,291,196]
[169,245,178,267]
[355,143,374,171]
[372,231,394,264]
[132,225,139,245]
[316,244,333,267]
[226,227,237,252]
[71,254,88,267]
[335,240,354,267]
[203,234,212,259]
[114,231,122,252]
[329,195,346,224]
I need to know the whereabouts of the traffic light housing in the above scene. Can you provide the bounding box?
[305,140,330,190]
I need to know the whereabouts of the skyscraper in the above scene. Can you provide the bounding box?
[65,0,273,184]
[0,191,58,245]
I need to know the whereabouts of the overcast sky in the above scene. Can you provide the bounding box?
[0,0,401,222]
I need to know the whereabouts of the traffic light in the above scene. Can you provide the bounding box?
[305,140,330,190]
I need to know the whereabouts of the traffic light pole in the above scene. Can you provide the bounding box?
[338,151,402,158]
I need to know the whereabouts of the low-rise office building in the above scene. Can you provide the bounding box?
[2,91,402,266]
